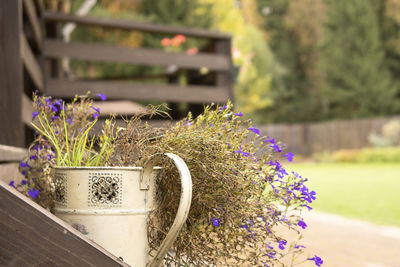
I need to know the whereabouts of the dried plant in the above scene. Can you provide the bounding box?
[15,95,322,266]
[110,102,321,266]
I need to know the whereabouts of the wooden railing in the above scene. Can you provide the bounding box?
[0,0,43,150]
[0,0,233,152]
[42,11,233,106]
[0,0,233,264]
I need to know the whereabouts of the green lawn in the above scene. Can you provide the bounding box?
[288,163,400,227]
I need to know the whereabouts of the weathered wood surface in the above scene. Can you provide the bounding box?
[21,33,43,91]
[47,79,230,103]
[0,163,25,184]
[44,39,231,71]
[23,0,42,50]
[0,144,27,162]
[22,93,34,126]
[43,11,230,39]
[0,180,129,266]
[0,0,25,147]
[93,101,147,117]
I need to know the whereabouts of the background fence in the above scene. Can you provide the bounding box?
[258,115,400,155]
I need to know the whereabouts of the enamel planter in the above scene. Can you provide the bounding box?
[53,153,192,267]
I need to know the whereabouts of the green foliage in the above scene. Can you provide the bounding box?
[320,0,397,119]
[140,0,212,28]
[357,147,400,163]
[205,0,284,123]
[316,147,400,163]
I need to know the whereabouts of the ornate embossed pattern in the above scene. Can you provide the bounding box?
[88,172,123,207]
[55,173,67,205]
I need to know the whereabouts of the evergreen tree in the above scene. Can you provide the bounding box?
[256,0,326,123]
[320,0,397,119]
[380,0,400,98]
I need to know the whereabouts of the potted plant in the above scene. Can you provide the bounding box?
[15,94,323,267]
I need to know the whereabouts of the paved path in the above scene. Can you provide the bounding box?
[295,211,400,267]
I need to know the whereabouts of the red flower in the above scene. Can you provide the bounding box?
[186,47,198,55]
[161,38,171,47]
[171,34,186,46]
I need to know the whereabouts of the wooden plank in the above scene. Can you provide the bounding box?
[0,163,25,185]
[20,33,43,91]
[22,93,34,126]
[0,180,129,267]
[0,0,25,147]
[94,101,147,117]
[44,39,231,71]
[43,11,230,39]
[23,0,42,50]
[0,144,27,162]
[46,79,230,103]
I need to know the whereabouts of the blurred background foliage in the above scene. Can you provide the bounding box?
[48,0,400,124]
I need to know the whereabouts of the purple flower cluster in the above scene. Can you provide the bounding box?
[264,137,278,149]
[266,160,288,178]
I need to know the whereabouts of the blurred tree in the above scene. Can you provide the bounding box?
[139,0,213,48]
[381,0,400,97]
[320,0,397,119]
[285,0,326,116]
[201,0,284,123]
[255,0,327,123]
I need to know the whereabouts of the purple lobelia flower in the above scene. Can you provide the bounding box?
[96,93,107,101]
[248,126,260,135]
[28,188,39,198]
[269,143,282,153]
[278,240,286,250]
[308,255,323,266]
[32,111,40,119]
[283,152,294,162]
[92,107,100,119]
[297,219,307,229]
[20,162,31,169]
[233,112,243,117]
[211,217,221,227]
[218,105,228,111]
[264,136,275,143]
[8,181,16,188]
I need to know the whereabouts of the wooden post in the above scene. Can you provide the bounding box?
[0,0,25,147]
[215,38,234,103]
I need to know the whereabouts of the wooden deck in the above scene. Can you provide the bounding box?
[0,180,128,266]
[0,0,233,264]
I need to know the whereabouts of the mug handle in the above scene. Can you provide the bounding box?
[141,153,192,267]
